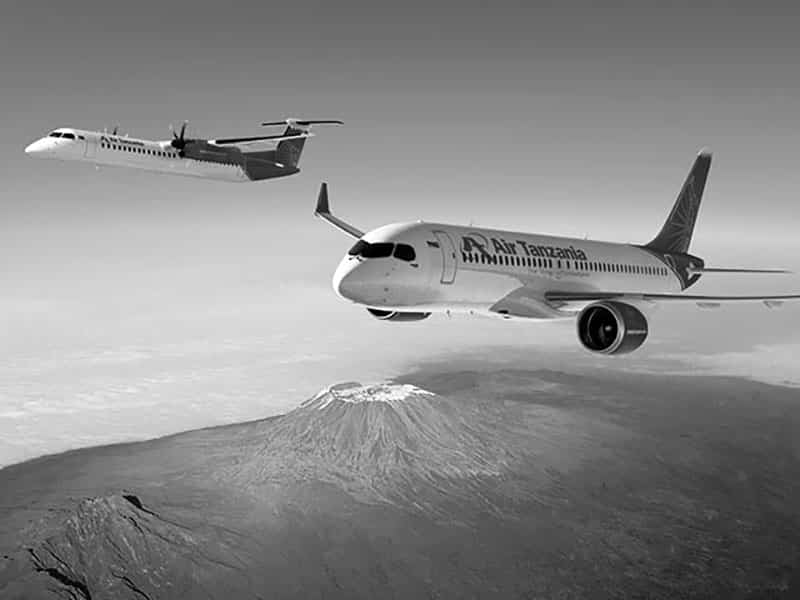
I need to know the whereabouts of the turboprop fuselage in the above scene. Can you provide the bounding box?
[25,128,249,182]
[24,121,339,182]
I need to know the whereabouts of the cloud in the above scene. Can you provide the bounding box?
[652,343,800,388]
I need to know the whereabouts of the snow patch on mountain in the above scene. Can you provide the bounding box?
[303,382,435,410]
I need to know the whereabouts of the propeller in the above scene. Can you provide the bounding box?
[170,121,189,156]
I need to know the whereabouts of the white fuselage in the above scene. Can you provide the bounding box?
[333,222,684,319]
[25,128,248,182]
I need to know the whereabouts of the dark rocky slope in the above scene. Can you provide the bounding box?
[1,371,799,599]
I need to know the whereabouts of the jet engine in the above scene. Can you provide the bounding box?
[367,308,431,322]
[576,301,648,355]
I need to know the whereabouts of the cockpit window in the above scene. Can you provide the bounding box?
[361,242,394,258]
[347,240,394,259]
[61,133,76,140]
[49,132,62,138]
[348,240,369,256]
[393,244,416,262]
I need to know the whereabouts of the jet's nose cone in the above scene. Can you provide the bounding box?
[24,139,49,156]
[333,256,391,306]
[333,258,361,301]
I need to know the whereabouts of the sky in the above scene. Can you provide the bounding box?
[1,0,799,466]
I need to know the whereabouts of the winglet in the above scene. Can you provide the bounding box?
[313,183,364,239]
[315,182,330,216]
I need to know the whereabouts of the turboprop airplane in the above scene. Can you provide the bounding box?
[315,152,800,355]
[24,118,342,182]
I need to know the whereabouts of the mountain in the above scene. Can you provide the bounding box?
[229,382,538,513]
[1,371,800,599]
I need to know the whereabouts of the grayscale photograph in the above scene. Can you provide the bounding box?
[1,1,799,598]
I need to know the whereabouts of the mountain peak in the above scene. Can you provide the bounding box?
[229,382,519,510]
[302,382,435,410]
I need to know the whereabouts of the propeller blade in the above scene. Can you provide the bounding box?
[170,121,189,150]
[170,121,188,138]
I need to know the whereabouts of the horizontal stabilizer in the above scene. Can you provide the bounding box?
[689,267,792,274]
[262,119,343,127]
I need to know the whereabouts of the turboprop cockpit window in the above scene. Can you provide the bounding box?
[48,132,62,138]
[61,133,76,140]
[393,244,416,262]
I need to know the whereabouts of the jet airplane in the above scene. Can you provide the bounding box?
[24,118,342,182]
[315,152,800,355]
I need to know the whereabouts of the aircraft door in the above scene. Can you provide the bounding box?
[432,230,457,284]
[83,136,97,159]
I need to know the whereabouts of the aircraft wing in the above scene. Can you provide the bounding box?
[208,133,312,152]
[544,290,800,310]
[488,287,564,319]
[489,285,800,318]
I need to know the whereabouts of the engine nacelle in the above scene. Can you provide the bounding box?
[576,301,648,355]
[367,308,431,322]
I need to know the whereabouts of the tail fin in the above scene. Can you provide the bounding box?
[646,152,712,254]
[275,125,307,170]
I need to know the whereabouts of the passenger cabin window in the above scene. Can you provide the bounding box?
[393,244,416,262]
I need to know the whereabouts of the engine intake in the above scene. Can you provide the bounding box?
[367,308,431,322]
[576,301,648,355]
